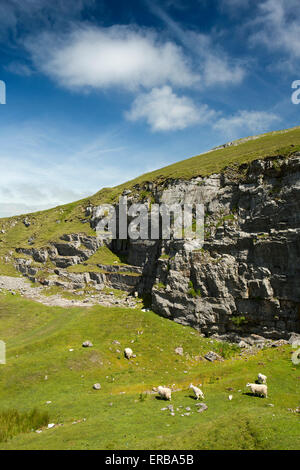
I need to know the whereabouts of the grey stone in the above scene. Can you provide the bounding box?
[204,351,224,362]
[196,403,208,413]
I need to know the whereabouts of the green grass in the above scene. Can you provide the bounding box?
[85,246,126,266]
[40,285,99,301]
[0,293,299,450]
[0,258,21,277]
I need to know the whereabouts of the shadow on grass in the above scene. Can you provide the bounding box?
[243,392,266,398]
[187,394,200,400]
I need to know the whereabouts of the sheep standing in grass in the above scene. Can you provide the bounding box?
[189,383,205,400]
[257,373,267,384]
[124,347,133,359]
[246,383,268,398]
[157,386,172,401]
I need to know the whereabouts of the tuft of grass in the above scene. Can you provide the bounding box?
[188,280,202,298]
[154,282,166,290]
[231,316,248,328]
[0,409,49,442]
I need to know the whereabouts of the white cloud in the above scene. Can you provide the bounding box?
[213,110,280,138]
[26,25,198,91]
[126,86,215,132]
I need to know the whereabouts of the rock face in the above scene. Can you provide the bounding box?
[11,153,300,340]
[16,233,101,268]
[97,153,300,340]
[13,233,142,294]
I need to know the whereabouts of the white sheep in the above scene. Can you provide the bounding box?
[157,386,172,401]
[124,347,133,359]
[257,373,267,384]
[189,383,205,400]
[246,383,268,398]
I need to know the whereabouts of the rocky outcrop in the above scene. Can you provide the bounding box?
[13,231,142,293]
[11,152,300,341]
[148,154,300,339]
[16,233,102,268]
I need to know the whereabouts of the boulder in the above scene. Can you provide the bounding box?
[204,351,224,362]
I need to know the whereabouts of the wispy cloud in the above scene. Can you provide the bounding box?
[213,110,280,139]
[0,121,173,217]
[219,0,251,10]
[126,86,215,131]
[0,0,94,38]
[250,0,300,66]
[5,61,34,76]
[146,0,246,87]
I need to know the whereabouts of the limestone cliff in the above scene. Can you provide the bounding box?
[4,136,300,342]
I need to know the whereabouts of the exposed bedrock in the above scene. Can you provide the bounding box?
[104,154,300,339]
[13,154,300,340]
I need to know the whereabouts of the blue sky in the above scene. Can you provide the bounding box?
[0,0,299,217]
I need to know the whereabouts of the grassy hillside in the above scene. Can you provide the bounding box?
[1,126,300,253]
[0,292,299,450]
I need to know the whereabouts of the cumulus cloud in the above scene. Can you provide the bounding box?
[213,110,280,138]
[26,25,198,91]
[126,86,215,132]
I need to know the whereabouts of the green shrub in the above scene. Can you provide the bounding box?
[188,288,202,298]
[213,341,241,359]
[231,315,248,327]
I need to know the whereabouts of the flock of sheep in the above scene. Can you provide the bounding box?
[124,347,269,401]
[156,384,205,401]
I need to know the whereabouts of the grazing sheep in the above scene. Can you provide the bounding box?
[124,347,133,359]
[257,373,267,384]
[189,383,205,400]
[157,386,172,401]
[246,383,268,398]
